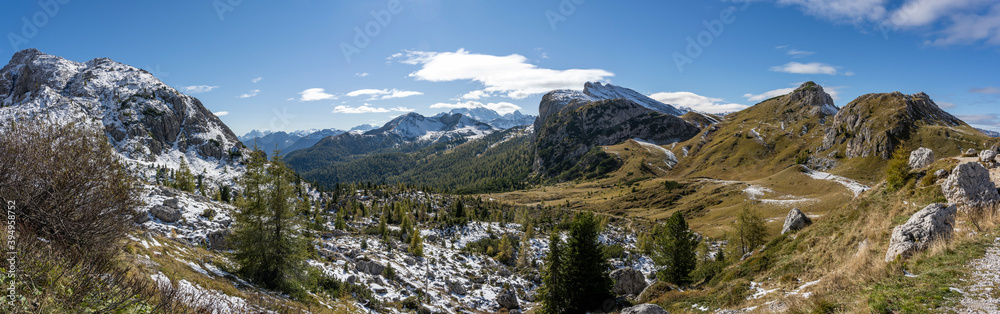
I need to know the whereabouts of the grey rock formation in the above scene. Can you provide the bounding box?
[941,162,1000,211]
[447,279,467,295]
[610,268,648,296]
[965,149,979,157]
[356,260,386,276]
[908,147,935,169]
[496,289,520,310]
[163,198,180,209]
[207,229,229,250]
[980,150,997,165]
[885,203,957,262]
[134,211,150,224]
[149,205,181,223]
[781,208,812,234]
[622,303,670,314]
[0,49,246,164]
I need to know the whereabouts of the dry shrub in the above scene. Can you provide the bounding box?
[0,121,141,260]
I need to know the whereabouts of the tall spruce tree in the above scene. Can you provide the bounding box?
[654,211,698,285]
[231,151,309,295]
[539,232,567,314]
[563,212,614,313]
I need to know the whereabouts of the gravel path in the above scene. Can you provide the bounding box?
[952,236,1000,313]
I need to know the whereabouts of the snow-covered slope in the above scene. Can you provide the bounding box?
[582,82,688,116]
[348,123,379,134]
[0,49,246,183]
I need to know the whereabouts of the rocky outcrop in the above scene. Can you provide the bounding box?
[496,289,520,310]
[622,303,670,314]
[941,162,1000,211]
[610,268,648,296]
[781,208,812,234]
[909,147,935,169]
[0,49,246,165]
[885,203,957,262]
[533,95,700,177]
[821,92,965,159]
[964,149,979,157]
[149,205,181,223]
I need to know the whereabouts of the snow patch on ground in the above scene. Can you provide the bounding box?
[801,166,870,197]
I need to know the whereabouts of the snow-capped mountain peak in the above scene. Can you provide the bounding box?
[0,48,246,183]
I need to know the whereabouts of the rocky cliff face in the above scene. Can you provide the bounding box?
[820,91,965,159]
[0,49,245,174]
[533,96,700,177]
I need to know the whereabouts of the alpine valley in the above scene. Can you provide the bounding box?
[4,48,1000,314]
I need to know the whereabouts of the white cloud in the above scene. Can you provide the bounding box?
[956,114,1000,126]
[786,49,815,57]
[182,85,219,93]
[345,88,423,100]
[333,104,414,114]
[237,89,260,98]
[770,62,840,75]
[648,92,749,114]
[971,87,1000,94]
[776,0,888,23]
[743,87,797,102]
[430,101,523,115]
[355,72,370,77]
[461,90,492,99]
[938,102,957,109]
[299,88,337,101]
[251,77,263,83]
[776,0,1000,46]
[390,49,614,99]
[213,111,229,117]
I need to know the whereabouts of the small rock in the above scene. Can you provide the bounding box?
[781,208,812,234]
[134,211,150,224]
[356,260,386,276]
[965,148,979,157]
[149,205,181,223]
[404,257,416,266]
[610,268,647,297]
[908,147,935,169]
[207,229,229,250]
[346,275,357,283]
[885,203,957,262]
[163,198,180,209]
[372,285,387,294]
[497,289,520,310]
[447,279,467,295]
[621,303,669,314]
[934,169,948,178]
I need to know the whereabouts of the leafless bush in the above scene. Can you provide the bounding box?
[0,121,141,261]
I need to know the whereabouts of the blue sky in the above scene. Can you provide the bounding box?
[2,0,999,135]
